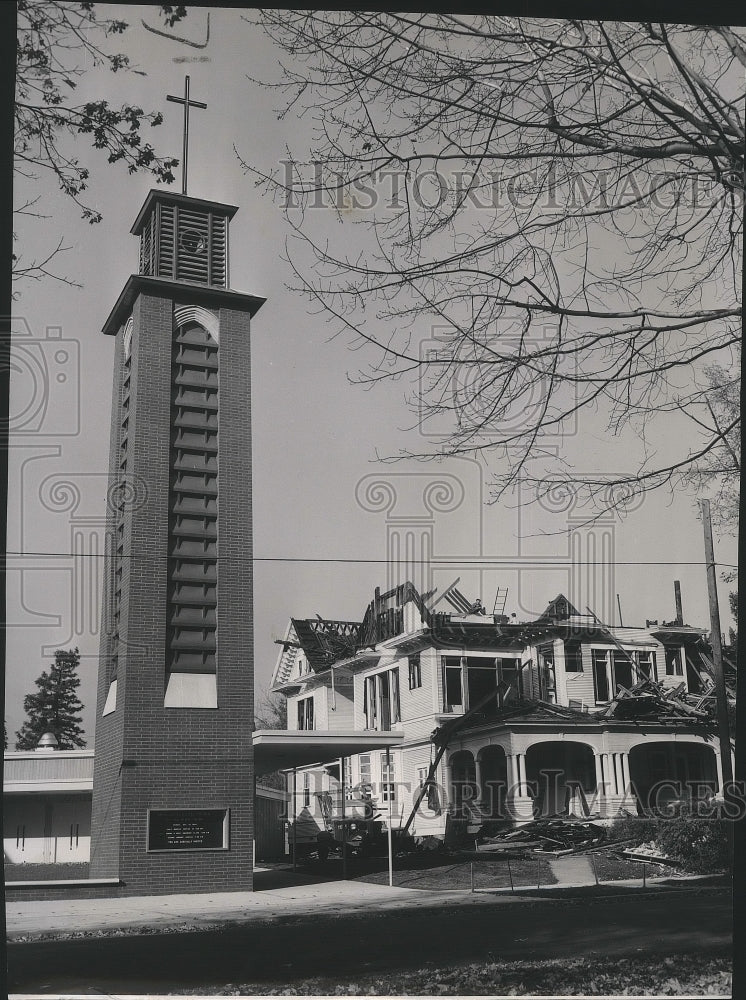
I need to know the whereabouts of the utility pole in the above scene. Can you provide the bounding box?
[386,746,394,888]
[700,501,734,856]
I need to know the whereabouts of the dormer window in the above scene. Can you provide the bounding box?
[665,647,684,676]
[564,643,583,672]
[536,646,557,703]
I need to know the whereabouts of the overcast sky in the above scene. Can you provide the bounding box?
[7,5,738,744]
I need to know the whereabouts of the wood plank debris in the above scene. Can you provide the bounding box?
[479,818,607,855]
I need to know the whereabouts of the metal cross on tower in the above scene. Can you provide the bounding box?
[166,75,207,195]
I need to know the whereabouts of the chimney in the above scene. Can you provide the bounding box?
[674,580,683,626]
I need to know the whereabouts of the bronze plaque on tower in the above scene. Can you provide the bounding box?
[147,809,228,851]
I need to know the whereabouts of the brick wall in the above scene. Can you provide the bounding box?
[89,288,255,896]
[90,320,126,878]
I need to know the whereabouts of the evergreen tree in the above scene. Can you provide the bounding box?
[15,648,86,749]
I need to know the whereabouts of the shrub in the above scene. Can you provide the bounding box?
[610,810,729,872]
[608,814,657,845]
[653,814,730,873]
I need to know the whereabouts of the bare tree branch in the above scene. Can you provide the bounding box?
[14,2,183,288]
[239,14,741,519]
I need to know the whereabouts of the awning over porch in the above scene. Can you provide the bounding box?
[252,729,404,775]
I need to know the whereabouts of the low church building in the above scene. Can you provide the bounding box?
[3,735,287,888]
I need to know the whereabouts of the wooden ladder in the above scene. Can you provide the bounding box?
[492,587,509,616]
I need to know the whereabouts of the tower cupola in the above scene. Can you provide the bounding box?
[131,191,237,288]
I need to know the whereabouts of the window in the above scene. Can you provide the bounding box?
[389,669,402,726]
[536,647,556,702]
[665,647,683,676]
[443,655,522,710]
[592,650,611,702]
[364,668,401,730]
[416,765,441,811]
[613,651,634,692]
[497,657,523,700]
[638,650,658,681]
[565,643,583,672]
[297,696,314,731]
[591,648,655,701]
[297,656,310,676]
[381,755,396,803]
[343,757,354,799]
[303,772,310,807]
[465,656,499,707]
[408,654,422,689]
[364,674,377,729]
[359,754,372,798]
[443,656,463,710]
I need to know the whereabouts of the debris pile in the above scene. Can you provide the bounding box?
[619,841,676,867]
[596,677,714,721]
[480,819,607,855]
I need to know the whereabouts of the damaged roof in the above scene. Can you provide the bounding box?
[456,678,717,741]
[275,581,712,678]
[290,618,361,672]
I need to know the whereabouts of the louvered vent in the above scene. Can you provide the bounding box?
[139,214,154,276]
[166,322,219,678]
[158,203,175,276]
[109,342,132,685]
[137,198,229,287]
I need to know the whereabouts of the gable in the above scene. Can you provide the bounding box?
[536,594,581,622]
[271,620,302,688]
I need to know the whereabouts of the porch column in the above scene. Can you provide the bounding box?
[594,753,605,794]
[615,754,625,795]
[444,761,454,808]
[506,753,519,794]
[619,751,630,795]
[507,752,534,822]
[604,753,618,795]
[517,753,528,793]
[474,755,484,805]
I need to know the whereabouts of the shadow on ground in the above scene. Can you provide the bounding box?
[8,885,732,994]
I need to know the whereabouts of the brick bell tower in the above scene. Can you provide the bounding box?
[90,78,263,895]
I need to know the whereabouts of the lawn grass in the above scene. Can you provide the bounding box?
[351,848,678,890]
[591,851,677,882]
[354,852,558,890]
[175,952,732,995]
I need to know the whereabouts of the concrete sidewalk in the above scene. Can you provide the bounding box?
[6,868,718,941]
[5,877,478,940]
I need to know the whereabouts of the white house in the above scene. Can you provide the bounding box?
[271,583,731,845]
